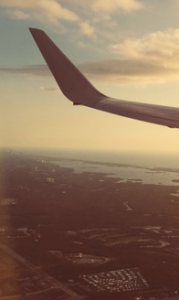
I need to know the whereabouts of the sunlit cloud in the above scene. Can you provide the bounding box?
[40,86,59,92]
[67,0,143,13]
[111,29,179,61]
[0,0,100,38]
[0,0,79,25]
[79,22,95,37]
[107,29,179,83]
[5,9,29,20]
[0,64,50,76]
[0,0,144,41]
[91,0,143,13]
[2,29,179,85]
[79,59,169,84]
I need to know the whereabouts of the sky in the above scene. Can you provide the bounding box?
[1,0,179,153]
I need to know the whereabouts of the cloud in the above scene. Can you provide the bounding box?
[91,0,143,13]
[110,29,179,61]
[77,41,86,48]
[0,0,143,41]
[0,0,99,38]
[79,22,95,37]
[68,0,143,13]
[107,29,179,83]
[78,29,179,84]
[2,29,179,85]
[79,59,170,84]
[0,0,79,25]
[5,9,29,20]
[40,86,59,92]
[0,0,37,7]
[0,64,50,76]
[0,60,173,86]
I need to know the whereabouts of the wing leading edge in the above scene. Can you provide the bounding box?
[29,28,179,129]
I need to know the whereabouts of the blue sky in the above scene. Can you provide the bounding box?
[1,0,179,153]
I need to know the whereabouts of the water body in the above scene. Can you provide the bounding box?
[27,148,179,169]
[25,149,179,186]
[52,159,179,186]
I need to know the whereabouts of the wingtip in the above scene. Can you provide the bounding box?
[29,28,44,35]
[29,27,103,106]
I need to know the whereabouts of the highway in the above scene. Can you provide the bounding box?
[0,243,83,300]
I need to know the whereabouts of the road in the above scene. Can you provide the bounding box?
[0,243,83,300]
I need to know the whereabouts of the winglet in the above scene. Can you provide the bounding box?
[29,28,104,106]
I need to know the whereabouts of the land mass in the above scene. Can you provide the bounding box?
[1,149,179,300]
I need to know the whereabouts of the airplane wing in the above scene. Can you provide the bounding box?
[29,28,179,129]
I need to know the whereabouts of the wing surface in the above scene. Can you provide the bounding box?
[29,28,179,128]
